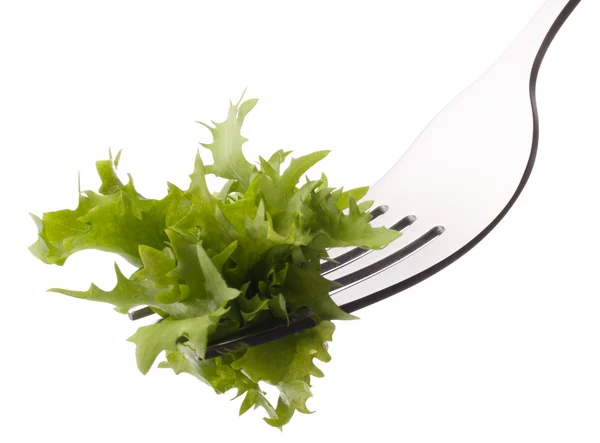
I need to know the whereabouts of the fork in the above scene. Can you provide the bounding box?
[130,0,582,359]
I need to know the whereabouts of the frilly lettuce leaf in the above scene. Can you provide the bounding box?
[199,96,258,189]
[232,320,336,428]
[29,156,180,267]
[160,321,335,429]
[128,307,227,374]
[29,94,402,429]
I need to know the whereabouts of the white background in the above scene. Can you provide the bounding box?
[1,0,598,441]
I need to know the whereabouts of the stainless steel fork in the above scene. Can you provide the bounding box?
[130,0,583,359]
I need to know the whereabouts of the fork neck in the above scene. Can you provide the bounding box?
[495,0,581,74]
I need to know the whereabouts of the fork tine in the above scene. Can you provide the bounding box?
[128,306,155,321]
[332,226,445,289]
[321,215,417,274]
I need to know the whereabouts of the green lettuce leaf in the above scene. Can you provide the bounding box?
[29,156,177,267]
[29,93,402,429]
[200,96,258,188]
[232,320,335,428]
[128,307,226,374]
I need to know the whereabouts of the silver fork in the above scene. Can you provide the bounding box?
[130,0,583,359]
